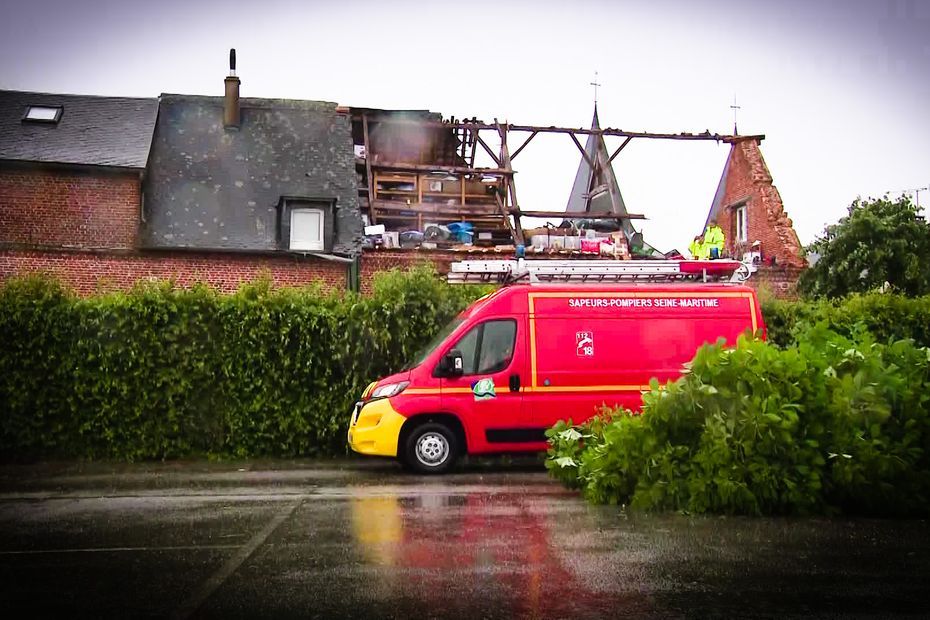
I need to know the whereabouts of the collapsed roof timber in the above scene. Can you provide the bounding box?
[350,107,758,256]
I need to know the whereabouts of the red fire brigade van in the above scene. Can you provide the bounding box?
[348,259,764,473]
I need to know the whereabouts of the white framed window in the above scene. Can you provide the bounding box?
[290,208,324,251]
[23,105,63,123]
[735,205,748,243]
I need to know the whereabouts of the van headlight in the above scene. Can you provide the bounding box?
[369,381,410,400]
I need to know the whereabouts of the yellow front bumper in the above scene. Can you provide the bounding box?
[347,398,407,457]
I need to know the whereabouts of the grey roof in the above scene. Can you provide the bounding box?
[0,90,157,168]
[704,147,733,229]
[565,107,635,236]
[142,94,363,256]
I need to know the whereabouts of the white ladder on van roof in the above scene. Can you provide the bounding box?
[447,259,755,285]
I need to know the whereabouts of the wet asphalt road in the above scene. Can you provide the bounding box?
[0,459,928,619]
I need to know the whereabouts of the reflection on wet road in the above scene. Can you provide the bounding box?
[0,462,928,618]
[346,488,633,619]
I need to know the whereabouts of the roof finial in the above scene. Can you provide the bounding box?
[730,93,741,135]
[590,71,601,109]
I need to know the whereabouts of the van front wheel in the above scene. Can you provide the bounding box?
[403,423,459,474]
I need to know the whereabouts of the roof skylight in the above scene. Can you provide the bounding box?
[23,105,63,123]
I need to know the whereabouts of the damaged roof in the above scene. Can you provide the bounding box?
[142,94,364,255]
[564,106,634,236]
[0,90,158,168]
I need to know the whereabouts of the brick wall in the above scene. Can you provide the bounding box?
[0,237,799,300]
[0,165,140,250]
[715,139,806,269]
[359,249,619,293]
[748,264,803,300]
[0,248,348,296]
[360,249,475,293]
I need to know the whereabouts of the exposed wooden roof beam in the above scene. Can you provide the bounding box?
[606,136,633,165]
[361,116,764,142]
[369,161,513,176]
[509,131,537,162]
[511,210,647,220]
[372,200,501,216]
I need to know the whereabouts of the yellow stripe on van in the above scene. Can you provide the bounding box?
[362,381,378,399]
[524,385,652,393]
[526,291,758,389]
[403,385,653,395]
[399,292,755,401]
[405,386,508,395]
[528,295,538,389]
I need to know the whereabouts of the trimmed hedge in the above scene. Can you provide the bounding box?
[762,293,930,349]
[546,326,930,517]
[0,268,488,460]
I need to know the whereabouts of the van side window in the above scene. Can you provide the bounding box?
[478,320,516,374]
[454,327,481,375]
[448,319,516,376]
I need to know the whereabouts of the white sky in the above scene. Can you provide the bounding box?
[1,0,928,252]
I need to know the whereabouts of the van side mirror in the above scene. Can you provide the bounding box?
[437,349,464,377]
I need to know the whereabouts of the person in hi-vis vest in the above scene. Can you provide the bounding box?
[703,219,725,259]
[688,235,707,260]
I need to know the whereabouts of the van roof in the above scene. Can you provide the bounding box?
[469,283,758,315]
[447,258,750,285]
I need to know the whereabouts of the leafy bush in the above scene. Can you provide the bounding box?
[799,195,930,298]
[547,327,930,517]
[0,275,77,455]
[0,267,489,460]
[762,293,930,349]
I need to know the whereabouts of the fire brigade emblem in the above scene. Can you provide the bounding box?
[576,331,594,357]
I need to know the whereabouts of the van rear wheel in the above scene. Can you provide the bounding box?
[403,422,459,474]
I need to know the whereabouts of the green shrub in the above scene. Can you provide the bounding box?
[70,281,224,459]
[762,293,930,349]
[0,275,77,456]
[547,327,930,517]
[0,267,489,460]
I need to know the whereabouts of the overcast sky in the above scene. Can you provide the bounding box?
[1,0,927,252]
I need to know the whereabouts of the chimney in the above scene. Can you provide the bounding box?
[224,48,240,129]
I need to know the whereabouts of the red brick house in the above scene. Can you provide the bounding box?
[702,137,806,297]
[0,91,156,289]
[0,86,364,295]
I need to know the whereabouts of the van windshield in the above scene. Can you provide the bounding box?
[402,317,464,371]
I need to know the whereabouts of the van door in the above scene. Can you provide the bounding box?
[439,316,532,453]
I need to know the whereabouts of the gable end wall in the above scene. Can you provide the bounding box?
[716,140,805,269]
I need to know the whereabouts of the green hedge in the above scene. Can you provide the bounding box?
[762,293,930,349]
[546,326,930,517]
[0,268,488,460]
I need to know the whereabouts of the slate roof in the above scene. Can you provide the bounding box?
[143,94,363,256]
[704,147,733,228]
[565,107,634,236]
[0,90,157,168]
